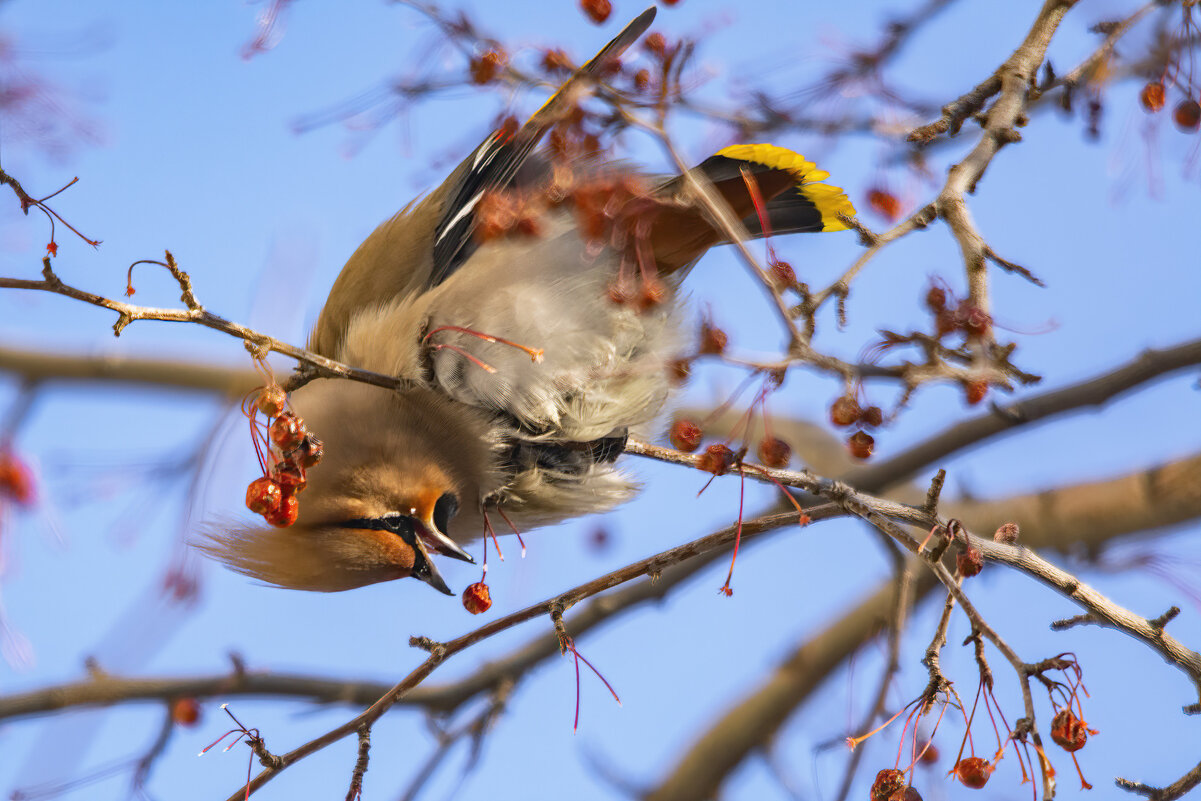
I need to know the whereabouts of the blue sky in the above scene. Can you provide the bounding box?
[1,1,1199,800]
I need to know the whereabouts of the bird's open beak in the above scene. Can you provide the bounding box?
[408,535,453,596]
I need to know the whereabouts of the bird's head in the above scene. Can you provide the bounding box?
[199,380,496,593]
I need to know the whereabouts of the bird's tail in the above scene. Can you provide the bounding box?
[649,143,857,273]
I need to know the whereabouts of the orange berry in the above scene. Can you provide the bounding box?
[245,476,282,515]
[462,581,492,614]
[769,260,796,290]
[696,444,735,476]
[860,405,884,428]
[269,412,306,450]
[954,757,993,788]
[633,68,651,92]
[255,385,287,417]
[1139,81,1165,113]
[644,32,667,56]
[541,48,573,75]
[264,493,299,527]
[1051,708,1090,752]
[965,380,988,406]
[0,451,36,506]
[669,419,703,452]
[469,48,506,85]
[867,188,902,222]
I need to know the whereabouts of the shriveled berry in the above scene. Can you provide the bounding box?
[296,434,324,468]
[469,48,506,85]
[870,768,906,801]
[965,380,988,406]
[246,476,282,515]
[848,430,874,460]
[462,581,492,614]
[757,436,791,468]
[256,385,287,417]
[264,493,299,527]
[954,756,993,788]
[699,320,728,355]
[696,443,735,476]
[867,188,901,222]
[1051,708,1090,752]
[644,32,667,56]
[580,0,612,24]
[957,545,984,577]
[994,522,1019,544]
[274,462,307,494]
[667,357,692,385]
[888,788,923,801]
[541,48,573,75]
[924,285,947,312]
[860,405,884,428]
[1139,81,1165,113]
[1174,98,1201,132]
[670,419,703,452]
[171,697,201,727]
[830,395,861,427]
[638,277,666,309]
[269,412,306,450]
[769,260,796,290]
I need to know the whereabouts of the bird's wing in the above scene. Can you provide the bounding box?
[428,7,656,286]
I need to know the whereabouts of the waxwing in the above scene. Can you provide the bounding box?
[200,8,855,594]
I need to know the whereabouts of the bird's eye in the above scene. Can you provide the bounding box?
[432,492,459,535]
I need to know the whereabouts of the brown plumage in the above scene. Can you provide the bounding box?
[199,9,855,595]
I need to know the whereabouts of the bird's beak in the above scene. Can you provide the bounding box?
[419,515,474,564]
[408,535,453,596]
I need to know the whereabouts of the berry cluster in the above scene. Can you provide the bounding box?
[828,393,884,460]
[243,384,322,528]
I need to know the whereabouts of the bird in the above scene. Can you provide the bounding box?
[199,8,855,596]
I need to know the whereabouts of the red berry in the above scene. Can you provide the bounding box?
[1139,81,1165,113]
[0,451,36,506]
[264,493,299,527]
[269,412,306,450]
[256,385,287,417]
[918,741,939,764]
[830,395,861,427]
[994,522,1019,544]
[246,476,282,515]
[1174,98,1201,132]
[889,788,923,801]
[1051,708,1090,752]
[580,0,611,24]
[847,430,874,460]
[462,581,492,614]
[954,756,993,788]
[696,443,735,476]
[670,419,703,452]
[867,188,902,222]
[644,32,667,56]
[957,545,984,577]
[965,380,988,406]
[757,436,791,468]
[633,68,651,92]
[171,697,201,727]
[870,768,906,801]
